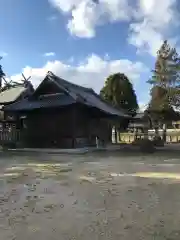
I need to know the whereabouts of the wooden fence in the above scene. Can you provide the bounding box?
[1,129,180,147]
[0,130,21,145]
[117,131,180,144]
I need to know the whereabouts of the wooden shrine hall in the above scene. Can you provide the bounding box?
[3,72,130,148]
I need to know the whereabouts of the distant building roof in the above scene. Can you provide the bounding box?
[129,111,152,129]
[133,112,145,120]
[0,86,26,104]
[128,122,144,128]
[4,72,130,118]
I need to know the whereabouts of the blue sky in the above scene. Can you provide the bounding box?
[0,0,179,109]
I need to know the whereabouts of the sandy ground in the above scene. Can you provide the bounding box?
[0,151,180,239]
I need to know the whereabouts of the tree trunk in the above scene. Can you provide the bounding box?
[143,127,149,140]
[119,130,121,143]
[153,120,159,139]
[155,127,159,138]
[135,128,138,140]
[162,123,167,142]
[114,127,118,143]
[143,120,149,140]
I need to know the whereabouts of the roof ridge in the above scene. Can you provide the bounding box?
[47,71,94,92]
[48,73,129,115]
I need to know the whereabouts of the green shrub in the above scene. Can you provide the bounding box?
[152,136,164,147]
[139,139,155,153]
[132,138,143,146]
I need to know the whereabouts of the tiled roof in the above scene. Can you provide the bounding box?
[51,73,129,118]
[4,94,76,111]
[133,112,145,119]
[4,72,130,118]
[0,86,26,104]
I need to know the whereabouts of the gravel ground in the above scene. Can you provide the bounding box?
[0,151,180,239]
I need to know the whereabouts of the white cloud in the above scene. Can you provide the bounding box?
[49,0,133,38]
[49,0,179,56]
[128,20,164,57]
[10,54,148,93]
[67,1,98,38]
[49,0,82,12]
[44,52,56,57]
[128,0,178,56]
[138,102,148,112]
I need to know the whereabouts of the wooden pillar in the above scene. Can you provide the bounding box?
[72,106,77,148]
[135,128,138,140]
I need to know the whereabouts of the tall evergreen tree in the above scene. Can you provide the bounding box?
[100,73,138,115]
[100,73,138,143]
[148,40,180,106]
[0,57,5,88]
[147,40,180,140]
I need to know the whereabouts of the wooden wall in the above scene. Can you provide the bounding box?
[19,104,112,148]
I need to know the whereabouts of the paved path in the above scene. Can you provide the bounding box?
[0,153,179,239]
